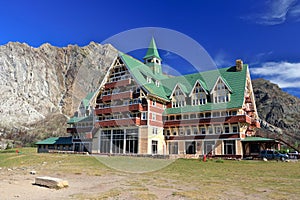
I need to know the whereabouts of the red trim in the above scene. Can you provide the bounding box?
[164,115,253,127]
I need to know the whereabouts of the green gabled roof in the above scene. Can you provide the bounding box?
[242,137,275,142]
[163,65,248,114]
[196,79,208,92]
[82,92,95,108]
[143,83,169,101]
[143,37,162,60]
[67,115,93,124]
[36,137,72,145]
[119,52,169,100]
[119,50,248,110]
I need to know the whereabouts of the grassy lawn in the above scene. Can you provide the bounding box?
[1,148,300,199]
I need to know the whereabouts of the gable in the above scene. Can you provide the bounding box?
[189,80,208,97]
[170,83,187,97]
[211,76,233,93]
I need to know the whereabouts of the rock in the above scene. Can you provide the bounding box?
[252,78,300,146]
[35,176,69,189]
[0,42,117,138]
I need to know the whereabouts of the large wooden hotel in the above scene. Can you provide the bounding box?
[39,38,261,158]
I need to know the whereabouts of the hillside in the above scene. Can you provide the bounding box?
[0,42,299,147]
[0,42,117,144]
[252,78,300,147]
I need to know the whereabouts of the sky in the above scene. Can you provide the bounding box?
[0,0,300,97]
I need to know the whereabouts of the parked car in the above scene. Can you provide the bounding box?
[259,150,288,161]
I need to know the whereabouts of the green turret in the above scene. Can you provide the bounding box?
[143,37,162,75]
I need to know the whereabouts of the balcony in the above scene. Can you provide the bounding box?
[94,104,147,115]
[104,78,131,89]
[95,117,141,127]
[164,115,252,127]
[251,119,261,128]
[165,133,240,141]
[67,127,93,133]
[101,91,133,102]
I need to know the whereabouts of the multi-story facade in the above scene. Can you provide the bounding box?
[67,92,96,153]
[91,38,260,158]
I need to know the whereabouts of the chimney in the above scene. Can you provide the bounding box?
[236,59,243,71]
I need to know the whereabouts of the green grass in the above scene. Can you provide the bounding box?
[1,148,300,199]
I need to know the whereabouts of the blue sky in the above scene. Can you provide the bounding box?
[0,0,300,97]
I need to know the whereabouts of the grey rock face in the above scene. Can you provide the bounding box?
[0,42,117,128]
[252,78,300,144]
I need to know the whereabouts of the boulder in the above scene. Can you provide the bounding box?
[35,176,68,189]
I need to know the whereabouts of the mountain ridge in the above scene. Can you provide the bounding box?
[252,78,300,148]
[0,41,118,130]
[0,42,299,148]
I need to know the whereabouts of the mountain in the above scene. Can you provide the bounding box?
[0,42,117,143]
[252,78,300,148]
[0,42,299,148]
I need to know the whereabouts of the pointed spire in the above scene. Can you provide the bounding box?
[143,37,161,60]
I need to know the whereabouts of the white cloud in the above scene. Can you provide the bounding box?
[243,0,300,25]
[251,61,300,88]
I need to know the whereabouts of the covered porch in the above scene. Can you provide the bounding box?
[242,136,280,158]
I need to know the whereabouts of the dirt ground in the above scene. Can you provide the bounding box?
[0,167,185,200]
[1,157,299,200]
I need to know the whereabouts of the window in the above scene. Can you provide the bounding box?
[185,141,196,154]
[215,126,222,134]
[224,140,236,155]
[155,80,160,87]
[186,129,191,135]
[224,125,230,133]
[169,142,178,154]
[152,140,158,154]
[147,77,152,83]
[191,83,207,106]
[213,112,220,117]
[204,141,215,155]
[175,115,181,120]
[200,127,206,134]
[141,112,147,120]
[172,86,186,108]
[193,127,198,135]
[198,113,204,118]
[232,125,239,133]
[152,113,156,121]
[205,113,211,118]
[152,127,158,135]
[179,128,184,135]
[214,79,230,103]
[183,115,189,120]
[166,130,170,136]
[190,114,196,119]
[208,126,213,134]
[152,99,156,106]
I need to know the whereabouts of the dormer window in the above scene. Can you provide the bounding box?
[212,77,231,103]
[147,77,152,83]
[155,80,160,87]
[190,81,207,106]
[171,85,186,108]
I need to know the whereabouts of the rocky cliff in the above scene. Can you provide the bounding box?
[252,78,300,147]
[0,42,117,133]
[1,42,299,147]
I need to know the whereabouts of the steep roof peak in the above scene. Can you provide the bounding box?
[143,37,161,60]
